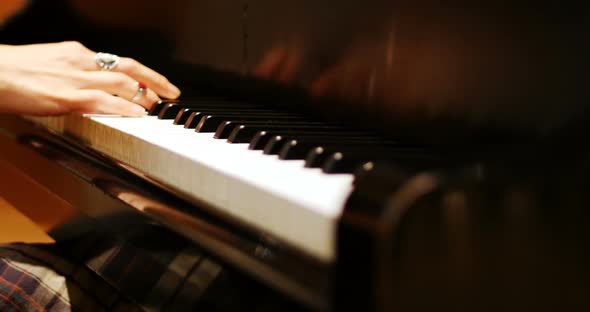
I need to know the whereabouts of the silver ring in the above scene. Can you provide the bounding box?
[95,52,120,71]
[132,82,147,102]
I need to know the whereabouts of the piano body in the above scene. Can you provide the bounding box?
[1,0,590,311]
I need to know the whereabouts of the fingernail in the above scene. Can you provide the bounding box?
[169,85,181,98]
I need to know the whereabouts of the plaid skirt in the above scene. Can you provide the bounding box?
[0,226,304,312]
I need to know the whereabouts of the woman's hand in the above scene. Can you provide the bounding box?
[0,41,180,116]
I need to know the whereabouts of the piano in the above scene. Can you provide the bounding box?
[1,1,590,311]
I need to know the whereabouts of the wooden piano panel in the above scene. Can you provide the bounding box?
[0,135,77,236]
[0,195,53,244]
[0,123,126,241]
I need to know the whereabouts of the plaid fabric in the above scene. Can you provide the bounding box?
[0,226,304,312]
[0,243,143,312]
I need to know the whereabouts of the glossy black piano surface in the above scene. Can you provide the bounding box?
[1,1,590,311]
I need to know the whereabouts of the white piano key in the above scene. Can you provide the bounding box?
[28,114,355,262]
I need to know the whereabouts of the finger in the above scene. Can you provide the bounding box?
[311,62,372,100]
[79,72,160,110]
[71,89,146,117]
[310,67,339,97]
[277,48,301,83]
[116,57,181,99]
[133,86,160,109]
[253,45,288,79]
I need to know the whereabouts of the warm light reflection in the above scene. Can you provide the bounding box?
[251,4,585,137]
[0,0,27,23]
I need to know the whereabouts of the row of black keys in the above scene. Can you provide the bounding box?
[148,98,432,174]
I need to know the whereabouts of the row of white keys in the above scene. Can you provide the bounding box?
[34,114,355,262]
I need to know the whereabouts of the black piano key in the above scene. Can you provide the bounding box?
[197,115,322,133]
[280,134,389,145]
[149,94,433,175]
[184,111,207,129]
[261,133,341,154]
[185,109,291,129]
[280,137,391,160]
[230,123,363,144]
[352,161,378,179]
[323,155,404,174]
[306,145,423,169]
[306,146,361,169]
[174,108,196,125]
[195,116,246,133]
[305,146,329,168]
[216,118,333,140]
[195,115,221,132]
[260,131,362,155]
[231,126,271,144]
[309,148,360,169]
[321,151,394,174]
[353,159,437,181]
[228,125,260,143]
[278,139,343,160]
[149,99,176,116]
[278,137,393,160]
[247,124,373,149]
[158,103,185,119]
[278,140,304,160]
[249,128,379,150]
[213,121,270,139]
[249,131,270,150]
[214,120,280,139]
[322,152,354,173]
[161,100,259,120]
[322,153,391,174]
[214,121,236,139]
[263,135,286,155]
[249,129,333,151]
[321,148,431,174]
[194,115,284,132]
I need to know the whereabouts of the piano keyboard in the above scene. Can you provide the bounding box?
[27,96,428,262]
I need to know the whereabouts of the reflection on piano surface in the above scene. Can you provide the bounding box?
[1,0,590,311]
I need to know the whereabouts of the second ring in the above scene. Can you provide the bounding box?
[132,82,147,102]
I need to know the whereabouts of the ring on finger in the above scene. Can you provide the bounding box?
[95,52,121,71]
[132,82,147,102]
